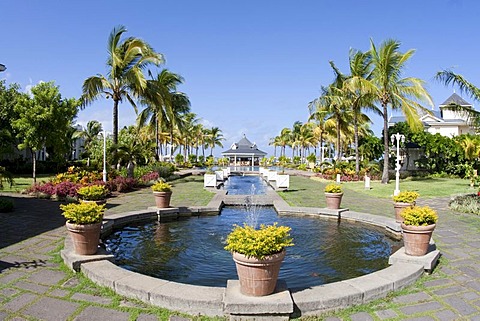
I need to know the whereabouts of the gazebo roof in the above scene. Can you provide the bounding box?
[221,135,267,156]
[440,93,472,107]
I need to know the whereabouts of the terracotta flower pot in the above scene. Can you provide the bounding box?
[232,250,285,296]
[153,191,172,208]
[393,202,414,223]
[325,192,343,209]
[401,223,436,256]
[66,221,102,255]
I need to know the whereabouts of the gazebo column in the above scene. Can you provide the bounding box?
[251,154,254,168]
[234,155,237,167]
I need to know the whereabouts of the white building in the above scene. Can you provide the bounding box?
[388,93,477,171]
[389,93,477,137]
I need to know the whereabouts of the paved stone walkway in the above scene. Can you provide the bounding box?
[1,184,480,320]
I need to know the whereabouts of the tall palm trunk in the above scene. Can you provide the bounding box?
[381,103,389,184]
[354,114,360,175]
[336,117,341,161]
[113,99,119,145]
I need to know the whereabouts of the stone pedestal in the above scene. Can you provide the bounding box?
[389,246,440,273]
[223,279,293,320]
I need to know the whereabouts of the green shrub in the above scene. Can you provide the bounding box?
[449,194,480,214]
[393,191,419,203]
[77,185,108,201]
[224,223,294,260]
[0,197,14,212]
[324,183,342,193]
[151,181,172,192]
[401,206,438,226]
[298,164,308,171]
[60,202,105,224]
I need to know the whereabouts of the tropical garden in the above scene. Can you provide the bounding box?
[269,40,480,187]
[0,26,226,201]
[0,32,479,213]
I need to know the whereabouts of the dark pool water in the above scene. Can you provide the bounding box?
[104,206,401,289]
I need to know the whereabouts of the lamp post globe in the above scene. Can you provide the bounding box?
[0,64,6,72]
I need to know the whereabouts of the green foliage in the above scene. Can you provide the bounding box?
[60,202,105,224]
[393,191,419,203]
[306,153,316,163]
[53,166,103,185]
[324,183,342,193]
[174,154,184,165]
[77,185,108,201]
[449,194,480,214]
[188,154,197,164]
[0,197,14,212]
[401,205,438,226]
[151,181,172,192]
[224,223,294,260]
[13,81,80,170]
[293,156,301,164]
[0,166,14,189]
[0,81,22,157]
[298,164,308,171]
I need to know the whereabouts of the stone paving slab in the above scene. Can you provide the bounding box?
[71,292,113,305]
[2,293,38,312]
[13,281,50,294]
[443,295,479,315]
[23,297,79,321]
[400,301,444,315]
[73,306,130,321]
[26,269,66,285]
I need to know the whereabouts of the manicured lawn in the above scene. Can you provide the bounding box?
[330,176,473,199]
[105,175,215,215]
[279,175,474,217]
[0,174,54,193]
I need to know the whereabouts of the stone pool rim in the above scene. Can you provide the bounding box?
[61,188,438,318]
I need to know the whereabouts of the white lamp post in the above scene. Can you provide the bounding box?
[103,131,107,183]
[390,132,405,196]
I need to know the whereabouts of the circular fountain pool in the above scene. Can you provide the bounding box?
[104,205,401,290]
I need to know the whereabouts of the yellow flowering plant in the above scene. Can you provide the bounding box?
[393,191,419,203]
[401,206,438,226]
[77,185,109,201]
[151,181,172,192]
[324,183,342,193]
[224,223,294,259]
[60,202,105,225]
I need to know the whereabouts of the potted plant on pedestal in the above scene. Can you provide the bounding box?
[324,183,343,209]
[151,181,172,208]
[393,191,419,223]
[401,205,438,256]
[77,185,109,205]
[224,223,294,296]
[60,202,105,255]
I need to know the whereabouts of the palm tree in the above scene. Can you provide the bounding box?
[73,120,103,166]
[460,135,480,161]
[310,81,353,162]
[435,70,480,130]
[206,127,224,156]
[369,39,433,183]
[290,121,303,158]
[137,69,185,160]
[82,25,164,145]
[343,49,378,174]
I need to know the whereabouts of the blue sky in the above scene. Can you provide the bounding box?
[1,0,479,156]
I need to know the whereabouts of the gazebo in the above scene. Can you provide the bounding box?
[221,135,267,167]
